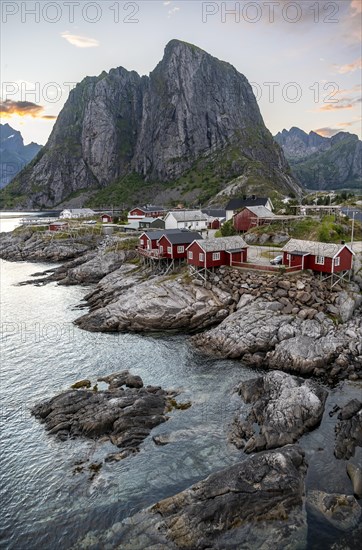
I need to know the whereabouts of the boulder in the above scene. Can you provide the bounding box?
[31,371,180,458]
[307,491,361,531]
[334,400,362,460]
[73,446,308,550]
[230,371,327,452]
[75,278,232,333]
[191,300,292,359]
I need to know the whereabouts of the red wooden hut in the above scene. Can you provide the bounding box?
[100,214,113,223]
[187,236,248,269]
[233,206,276,232]
[49,221,69,232]
[282,239,354,273]
[139,229,183,255]
[158,232,203,259]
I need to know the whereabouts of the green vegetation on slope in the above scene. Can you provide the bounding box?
[246,215,362,244]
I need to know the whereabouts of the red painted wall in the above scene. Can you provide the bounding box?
[283,252,304,268]
[139,234,159,249]
[158,236,189,259]
[129,208,145,217]
[49,223,68,232]
[233,209,257,232]
[332,249,353,272]
[283,248,352,273]
[187,241,206,267]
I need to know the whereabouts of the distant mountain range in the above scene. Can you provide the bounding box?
[274,127,362,190]
[0,124,42,189]
[1,40,301,209]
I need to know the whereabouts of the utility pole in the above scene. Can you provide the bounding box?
[351,210,356,251]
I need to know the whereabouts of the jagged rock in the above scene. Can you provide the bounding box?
[347,463,362,498]
[75,278,231,333]
[307,491,361,530]
[31,371,178,456]
[267,335,342,374]
[191,300,291,359]
[336,290,362,323]
[73,445,308,550]
[275,127,362,190]
[229,371,327,452]
[4,40,300,209]
[0,227,97,262]
[334,400,362,460]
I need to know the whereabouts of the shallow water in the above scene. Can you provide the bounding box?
[1,219,361,549]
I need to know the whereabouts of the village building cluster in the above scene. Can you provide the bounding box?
[38,196,355,283]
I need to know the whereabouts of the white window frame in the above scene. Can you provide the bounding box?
[212,252,221,261]
[147,241,151,250]
[316,255,325,265]
[159,245,163,254]
[188,251,193,260]
[334,256,340,267]
[177,246,184,253]
[199,253,205,262]
[167,246,172,255]
[286,254,291,260]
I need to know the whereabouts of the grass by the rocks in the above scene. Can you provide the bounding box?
[246,215,362,244]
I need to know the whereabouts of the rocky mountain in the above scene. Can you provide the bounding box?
[275,127,362,190]
[0,124,42,189]
[1,40,301,209]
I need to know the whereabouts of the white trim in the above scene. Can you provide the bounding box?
[212,252,221,261]
[315,255,325,265]
[167,246,172,255]
[177,245,185,253]
[188,251,193,260]
[332,244,355,258]
[334,256,340,267]
[199,253,205,262]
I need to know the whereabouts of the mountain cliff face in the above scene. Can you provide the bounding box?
[0,124,42,188]
[275,127,362,190]
[2,40,300,208]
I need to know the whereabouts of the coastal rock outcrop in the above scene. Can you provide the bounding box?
[307,491,361,531]
[73,445,308,550]
[229,371,327,452]
[192,300,293,359]
[0,227,97,262]
[334,399,362,460]
[75,277,232,333]
[31,371,179,458]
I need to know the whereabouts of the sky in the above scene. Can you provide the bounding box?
[1,0,361,145]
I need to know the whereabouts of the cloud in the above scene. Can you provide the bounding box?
[351,0,362,15]
[61,32,99,48]
[334,58,362,74]
[163,1,171,4]
[0,99,44,117]
[0,99,57,120]
[317,97,361,112]
[314,127,342,137]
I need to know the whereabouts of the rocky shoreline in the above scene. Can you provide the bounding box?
[2,226,362,548]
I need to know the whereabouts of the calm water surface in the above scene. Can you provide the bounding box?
[1,215,361,549]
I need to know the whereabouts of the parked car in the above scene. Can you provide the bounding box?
[270,255,283,265]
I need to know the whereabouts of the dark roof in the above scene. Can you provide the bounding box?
[225,197,269,211]
[142,229,182,241]
[136,205,166,213]
[201,208,226,218]
[161,232,203,245]
[289,250,310,256]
